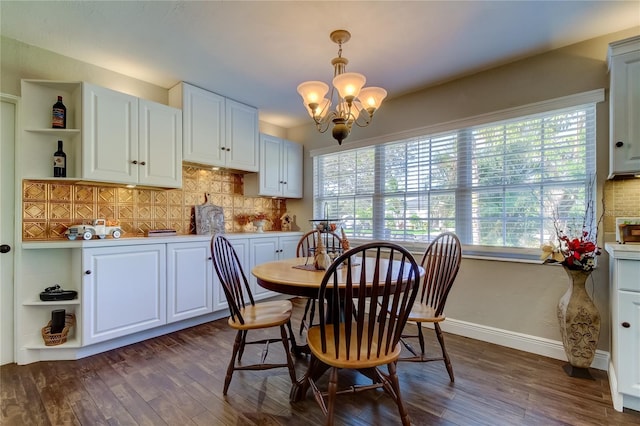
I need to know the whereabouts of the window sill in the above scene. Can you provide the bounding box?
[348,239,543,265]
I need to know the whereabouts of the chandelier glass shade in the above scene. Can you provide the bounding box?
[297,30,387,145]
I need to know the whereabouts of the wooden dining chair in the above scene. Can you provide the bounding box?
[305,242,421,426]
[296,230,343,334]
[398,232,462,382]
[210,234,297,395]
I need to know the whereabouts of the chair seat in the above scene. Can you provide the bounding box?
[228,300,293,330]
[406,304,445,323]
[307,323,402,369]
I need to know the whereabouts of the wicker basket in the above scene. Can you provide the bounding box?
[41,313,75,346]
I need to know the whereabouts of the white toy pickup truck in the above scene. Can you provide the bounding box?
[65,219,123,240]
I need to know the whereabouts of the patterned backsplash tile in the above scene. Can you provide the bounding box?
[22,165,287,240]
[603,178,640,234]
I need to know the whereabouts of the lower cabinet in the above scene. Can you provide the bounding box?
[82,244,167,345]
[607,243,640,412]
[167,241,213,323]
[17,232,301,364]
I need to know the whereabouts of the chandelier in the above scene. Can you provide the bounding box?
[297,29,387,145]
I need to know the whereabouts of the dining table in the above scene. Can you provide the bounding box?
[251,255,424,402]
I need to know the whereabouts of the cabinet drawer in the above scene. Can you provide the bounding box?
[617,259,640,291]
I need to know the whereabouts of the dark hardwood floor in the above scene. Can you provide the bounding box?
[2,297,639,425]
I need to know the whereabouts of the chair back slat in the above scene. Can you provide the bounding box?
[297,230,342,257]
[211,234,254,324]
[419,232,462,316]
[317,242,420,362]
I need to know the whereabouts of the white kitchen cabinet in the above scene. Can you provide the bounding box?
[83,83,182,187]
[167,241,213,323]
[244,134,303,198]
[248,235,300,300]
[16,233,301,364]
[618,290,640,397]
[608,36,640,178]
[169,82,225,166]
[82,244,166,345]
[606,243,640,412]
[225,98,259,172]
[169,82,258,172]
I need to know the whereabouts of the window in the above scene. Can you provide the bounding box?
[312,91,602,257]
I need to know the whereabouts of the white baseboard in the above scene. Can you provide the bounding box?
[427,318,609,371]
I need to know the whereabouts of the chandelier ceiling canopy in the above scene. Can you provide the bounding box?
[297,29,387,145]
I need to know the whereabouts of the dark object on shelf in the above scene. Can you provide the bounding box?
[51,309,66,334]
[39,284,77,301]
[41,313,75,346]
[53,139,66,177]
[52,95,66,128]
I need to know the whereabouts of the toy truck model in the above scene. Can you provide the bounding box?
[65,219,123,240]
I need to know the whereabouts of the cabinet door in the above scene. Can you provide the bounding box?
[138,100,182,188]
[259,134,283,196]
[279,235,300,259]
[249,237,279,300]
[182,84,226,166]
[610,49,640,175]
[618,290,640,397]
[213,238,249,312]
[225,99,258,172]
[282,139,303,198]
[82,244,166,345]
[167,242,212,323]
[82,83,138,184]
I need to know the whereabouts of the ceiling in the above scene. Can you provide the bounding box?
[1,1,639,128]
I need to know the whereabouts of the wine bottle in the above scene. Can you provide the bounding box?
[52,95,66,128]
[53,140,66,177]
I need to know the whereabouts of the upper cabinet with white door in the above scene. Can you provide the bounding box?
[169,82,259,172]
[83,83,182,188]
[608,36,640,178]
[244,134,303,198]
[20,80,182,188]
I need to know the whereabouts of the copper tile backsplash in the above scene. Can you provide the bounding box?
[22,165,287,240]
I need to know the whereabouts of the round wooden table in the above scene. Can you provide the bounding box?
[252,256,424,402]
[252,256,419,298]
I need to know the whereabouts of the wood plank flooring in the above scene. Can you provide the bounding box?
[2,297,639,425]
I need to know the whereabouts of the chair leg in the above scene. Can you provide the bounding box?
[387,362,411,426]
[224,330,243,395]
[417,321,425,355]
[325,366,339,426]
[279,324,297,384]
[435,322,454,382]
[285,319,299,356]
[237,329,248,361]
[308,297,316,329]
[300,297,313,335]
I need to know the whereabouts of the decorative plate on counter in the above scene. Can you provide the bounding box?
[195,193,224,235]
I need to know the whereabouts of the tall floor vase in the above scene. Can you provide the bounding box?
[557,266,600,379]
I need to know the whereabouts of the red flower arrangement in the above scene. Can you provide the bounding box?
[542,229,600,272]
[541,178,603,272]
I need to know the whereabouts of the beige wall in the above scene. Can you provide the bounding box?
[288,27,640,352]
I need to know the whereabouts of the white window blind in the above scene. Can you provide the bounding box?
[313,94,599,255]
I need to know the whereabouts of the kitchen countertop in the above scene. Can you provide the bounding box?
[21,231,303,249]
[606,242,640,260]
